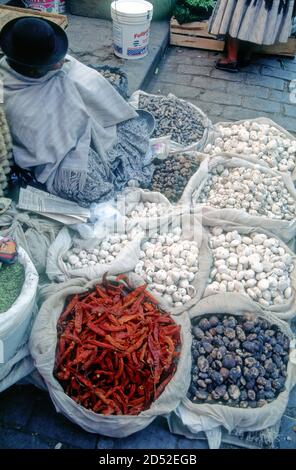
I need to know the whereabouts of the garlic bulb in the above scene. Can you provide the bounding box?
[127,201,170,220]
[204,121,296,174]
[196,165,296,220]
[63,232,136,270]
[135,230,199,307]
[204,228,294,307]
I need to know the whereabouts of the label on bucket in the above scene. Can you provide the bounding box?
[24,0,66,13]
[113,23,151,59]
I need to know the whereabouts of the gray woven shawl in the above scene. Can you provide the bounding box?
[0,55,137,192]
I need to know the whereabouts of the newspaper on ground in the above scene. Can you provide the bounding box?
[17,187,90,225]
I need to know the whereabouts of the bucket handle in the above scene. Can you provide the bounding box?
[113,0,152,21]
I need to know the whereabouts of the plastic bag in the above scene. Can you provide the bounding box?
[129,90,213,154]
[29,275,192,437]
[0,207,62,274]
[168,295,296,448]
[180,154,296,244]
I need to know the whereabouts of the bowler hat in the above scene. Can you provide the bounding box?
[0,16,68,67]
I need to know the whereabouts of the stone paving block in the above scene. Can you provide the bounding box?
[199,90,242,106]
[156,72,192,86]
[288,386,296,408]
[242,96,281,113]
[239,64,262,74]
[0,426,54,449]
[269,89,292,104]
[262,66,295,82]
[97,418,179,450]
[192,76,227,92]
[172,48,211,59]
[192,101,224,118]
[284,104,296,118]
[219,106,270,122]
[165,56,194,66]
[175,436,208,449]
[0,385,38,428]
[246,73,285,90]
[254,57,285,68]
[148,82,200,100]
[211,69,246,82]
[275,115,296,134]
[285,407,296,419]
[278,415,296,449]
[283,60,296,73]
[177,64,212,76]
[181,56,217,67]
[226,82,269,99]
[26,394,97,449]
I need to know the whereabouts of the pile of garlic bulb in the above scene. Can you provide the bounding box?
[0,108,13,197]
[205,227,294,307]
[63,233,135,270]
[204,121,296,174]
[127,201,170,220]
[196,165,296,220]
[135,227,199,307]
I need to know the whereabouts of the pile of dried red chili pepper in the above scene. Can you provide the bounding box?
[54,275,181,416]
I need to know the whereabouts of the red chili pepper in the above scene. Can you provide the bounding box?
[55,278,181,416]
[87,321,105,336]
[59,295,79,323]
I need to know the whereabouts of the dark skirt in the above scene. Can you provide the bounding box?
[53,117,154,207]
[209,0,294,45]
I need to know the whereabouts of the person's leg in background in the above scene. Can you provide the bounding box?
[216,36,240,72]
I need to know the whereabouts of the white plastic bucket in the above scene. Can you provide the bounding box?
[111,1,153,60]
[24,0,66,14]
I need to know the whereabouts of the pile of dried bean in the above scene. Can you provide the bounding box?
[54,275,181,416]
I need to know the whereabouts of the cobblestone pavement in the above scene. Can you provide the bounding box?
[0,383,295,449]
[1,24,296,449]
[148,47,296,134]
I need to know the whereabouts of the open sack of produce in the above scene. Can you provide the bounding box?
[0,239,38,392]
[129,91,212,153]
[204,118,296,179]
[133,211,211,315]
[168,295,296,449]
[180,154,296,244]
[200,224,296,322]
[46,224,144,283]
[29,275,191,437]
[148,151,204,204]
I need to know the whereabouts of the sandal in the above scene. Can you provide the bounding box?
[215,60,239,73]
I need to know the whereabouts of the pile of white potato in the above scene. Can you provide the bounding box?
[205,227,294,307]
[204,121,296,173]
[127,202,170,219]
[135,227,199,307]
[63,232,135,270]
[196,165,296,220]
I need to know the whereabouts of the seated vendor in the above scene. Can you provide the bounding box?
[0,17,153,206]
